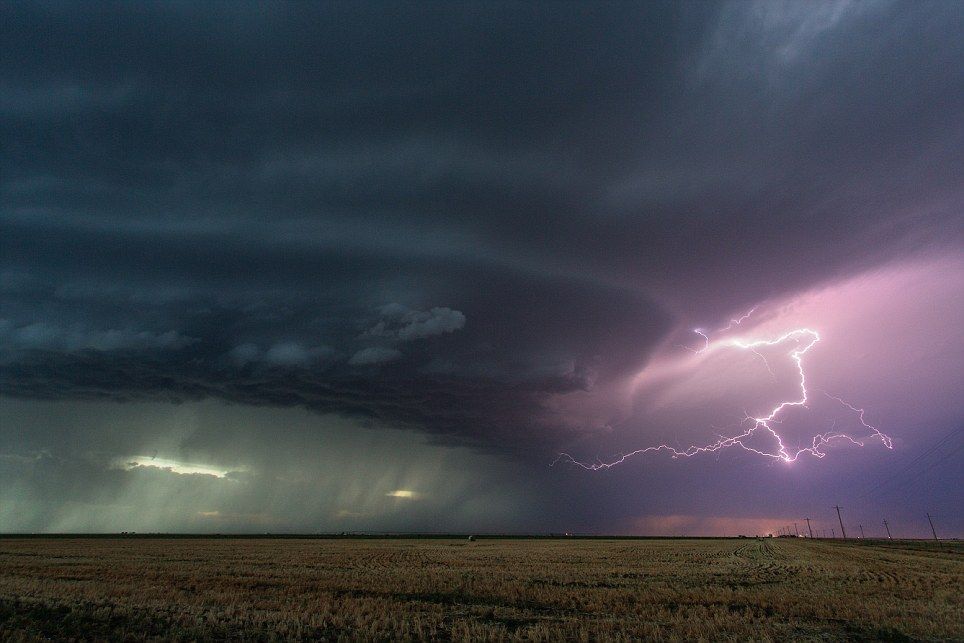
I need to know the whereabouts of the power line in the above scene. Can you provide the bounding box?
[896,441,964,498]
[860,428,960,498]
[834,506,847,539]
[858,427,962,499]
[926,513,940,547]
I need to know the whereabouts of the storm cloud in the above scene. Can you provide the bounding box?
[1,1,961,534]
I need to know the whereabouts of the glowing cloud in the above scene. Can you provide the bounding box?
[123,456,232,478]
[554,312,893,470]
[386,489,419,499]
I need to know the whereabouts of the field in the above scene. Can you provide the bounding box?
[0,537,961,641]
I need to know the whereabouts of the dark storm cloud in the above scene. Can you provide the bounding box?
[2,1,962,458]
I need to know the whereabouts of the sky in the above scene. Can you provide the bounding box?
[1,1,962,537]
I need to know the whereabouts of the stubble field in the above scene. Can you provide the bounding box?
[0,536,961,641]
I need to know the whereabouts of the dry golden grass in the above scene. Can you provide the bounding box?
[0,537,961,641]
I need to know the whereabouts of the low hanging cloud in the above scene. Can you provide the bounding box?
[0,320,197,354]
[348,346,403,366]
[229,342,333,368]
[365,305,466,342]
[264,342,332,367]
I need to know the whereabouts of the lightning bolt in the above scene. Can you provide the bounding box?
[554,320,893,471]
[716,306,758,332]
[680,306,757,355]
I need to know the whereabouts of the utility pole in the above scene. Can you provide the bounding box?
[859,524,865,539]
[794,522,799,537]
[883,519,892,539]
[804,517,814,539]
[833,505,848,539]
[926,514,940,546]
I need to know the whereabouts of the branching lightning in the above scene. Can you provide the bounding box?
[554,311,893,470]
[716,306,758,332]
[681,306,758,355]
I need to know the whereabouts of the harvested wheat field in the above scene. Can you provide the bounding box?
[0,537,961,641]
